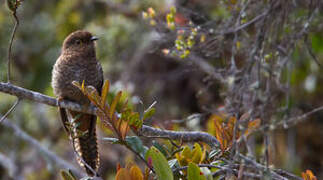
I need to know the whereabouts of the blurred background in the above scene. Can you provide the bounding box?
[0,0,322,179]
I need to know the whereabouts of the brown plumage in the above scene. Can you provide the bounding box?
[51,30,103,176]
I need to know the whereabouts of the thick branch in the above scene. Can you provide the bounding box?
[0,82,96,114]
[140,125,219,147]
[0,82,219,147]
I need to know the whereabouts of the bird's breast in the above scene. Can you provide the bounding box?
[52,55,100,103]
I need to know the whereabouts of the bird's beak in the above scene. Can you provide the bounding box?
[90,36,99,41]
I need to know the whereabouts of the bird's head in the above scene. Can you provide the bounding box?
[62,30,98,57]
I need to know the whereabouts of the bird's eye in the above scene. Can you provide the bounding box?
[75,40,81,45]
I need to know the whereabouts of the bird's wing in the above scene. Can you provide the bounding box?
[96,61,104,95]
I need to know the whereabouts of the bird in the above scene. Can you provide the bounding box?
[51,30,103,176]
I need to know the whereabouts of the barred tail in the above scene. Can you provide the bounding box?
[70,112,99,176]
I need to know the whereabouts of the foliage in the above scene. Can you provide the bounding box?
[73,80,146,140]
[0,0,323,179]
[207,112,261,153]
[187,163,207,180]
[302,170,317,180]
[175,143,205,166]
[146,147,173,180]
[115,163,144,180]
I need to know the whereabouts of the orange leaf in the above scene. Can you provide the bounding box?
[110,91,122,119]
[244,118,261,136]
[302,169,317,180]
[307,170,317,180]
[119,120,130,140]
[116,163,121,171]
[248,119,261,129]
[130,165,144,180]
[101,80,110,108]
[116,168,130,180]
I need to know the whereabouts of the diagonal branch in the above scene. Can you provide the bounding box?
[0,98,20,123]
[0,116,86,177]
[0,152,19,179]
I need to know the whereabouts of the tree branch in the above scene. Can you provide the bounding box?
[140,125,219,147]
[7,9,19,83]
[0,152,19,179]
[0,82,219,147]
[0,116,86,177]
[0,98,20,123]
[0,82,96,114]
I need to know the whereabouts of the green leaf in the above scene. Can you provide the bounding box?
[121,108,131,121]
[143,107,155,121]
[146,147,174,180]
[191,143,203,164]
[126,136,148,157]
[152,140,169,158]
[129,112,141,128]
[170,6,176,14]
[187,163,206,180]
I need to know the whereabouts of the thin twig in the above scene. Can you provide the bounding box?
[173,164,221,172]
[0,98,20,123]
[304,35,322,68]
[101,137,155,173]
[248,105,323,136]
[280,105,323,128]
[226,11,268,35]
[274,169,303,180]
[238,154,288,180]
[7,11,19,83]
[123,141,155,173]
[173,163,263,179]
